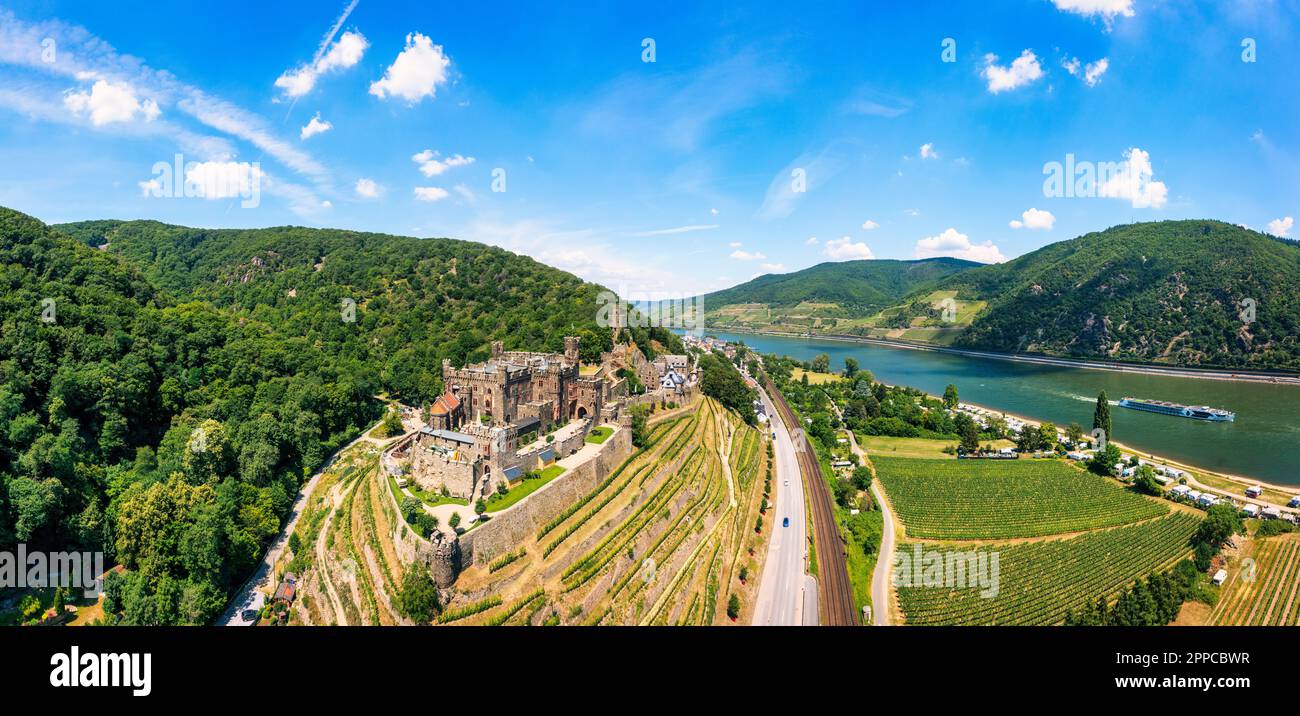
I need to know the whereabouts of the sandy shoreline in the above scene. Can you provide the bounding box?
[709,326,1300,386]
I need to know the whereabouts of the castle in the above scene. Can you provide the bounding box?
[399,337,612,502]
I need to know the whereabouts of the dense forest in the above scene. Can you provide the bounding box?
[947,220,1300,369]
[1,207,654,624]
[701,257,977,316]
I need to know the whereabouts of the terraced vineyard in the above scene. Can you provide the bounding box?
[444,397,770,626]
[896,512,1201,625]
[1209,536,1300,626]
[874,456,1168,540]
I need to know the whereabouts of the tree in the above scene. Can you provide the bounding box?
[850,466,873,491]
[1016,424,1043,453]
[1092,391,1112,442]
[955,413,981,453]
[942,384,959,409]
[1066,422,1085,445]
[1195,503,1243,550]
[380,406,404,437]
[1037,422,1058,450]
[449,512,461,530]
[810,353,830,374]
[1132,465,1162,495]
[474,500,486,516]
[397,564,441,623]
[1088,443,1122,477]
[843,357,859,378]
[726,593,741,620]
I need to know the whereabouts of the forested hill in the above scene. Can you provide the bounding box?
[945,220,1300,369]
[56,219,622,402]
[702,256,978,314]
[0,206,665,625]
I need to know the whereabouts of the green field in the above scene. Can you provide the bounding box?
[874,456,1168,540]
[485,464,566,513]
[896,512,1201,625]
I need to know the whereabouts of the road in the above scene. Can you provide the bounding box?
[218,421,393,626]
[764,378,857,625]
[841,426,896,625]
[753,385,816,626]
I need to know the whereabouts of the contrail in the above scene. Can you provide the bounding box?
[313,0,361,66]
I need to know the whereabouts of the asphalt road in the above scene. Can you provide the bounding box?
[753,385,817,626]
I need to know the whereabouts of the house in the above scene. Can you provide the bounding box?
[1197,493,1218,508]
[274,573,299,605]
[1212,569,1228,586]
[1242,503,1261,518]
[660,369,687,393]
[1170,485,1192,500]
[1245,485,1263,498]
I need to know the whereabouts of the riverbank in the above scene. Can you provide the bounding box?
[957,398,1300,513]
[707,326,1300,385]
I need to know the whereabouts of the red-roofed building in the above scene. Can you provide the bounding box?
[428,390,465,431]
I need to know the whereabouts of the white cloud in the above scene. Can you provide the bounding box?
[805,237,819,245]
[914,228,1007,264]
[982,50,1044,93]
[369,32,451,104]
[728,241,743,248]
[63,80,159,125]
[919,143,938,160]
[756,148,843,221]
[824,236,874,261]
[1097,147,1168,208]
[275,30,368,98]
[453,184,476,201]
[300,112,332,140]
[355,178,381,198]
[631,224,719,237]
[710,208,719,216]
[414,186,450,202]
[730,249,768,261]
[411,149,476,177]
[904,208,921,217]
[1051,0,1135,21]
[1009,207,1055,230]
[861,220,880,230]
[759,263,786,273]
[1267,216,1294,238]
[1064,56,1109,86]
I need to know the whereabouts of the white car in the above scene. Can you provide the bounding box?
[783,480,789,487]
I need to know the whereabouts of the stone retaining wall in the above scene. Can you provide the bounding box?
[459,426,633,567]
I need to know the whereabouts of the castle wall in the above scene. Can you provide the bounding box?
[460,426,632,567]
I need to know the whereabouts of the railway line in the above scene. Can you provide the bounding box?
[764,377,858,626]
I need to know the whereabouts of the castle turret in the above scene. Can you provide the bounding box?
[564,336,580,363]
[491,340,504,359]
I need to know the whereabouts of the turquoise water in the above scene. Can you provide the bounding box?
[702,330,1300,486]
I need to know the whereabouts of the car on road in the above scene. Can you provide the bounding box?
[240,609,259,623]
[784,479,789,487]
[783,517,790,528]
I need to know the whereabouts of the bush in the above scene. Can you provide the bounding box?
[397,565,441,623]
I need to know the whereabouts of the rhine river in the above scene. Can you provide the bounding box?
[702,330,1300,486]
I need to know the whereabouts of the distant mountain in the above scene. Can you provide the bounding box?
[703,220,1300,371]
[946,220,1300,369]
[702,257,979,314]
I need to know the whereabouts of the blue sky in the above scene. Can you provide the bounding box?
[1,0,1297,295]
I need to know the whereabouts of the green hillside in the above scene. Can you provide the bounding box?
[0,207,648,625]
[703,256,978,313]
[947,221,1300,369]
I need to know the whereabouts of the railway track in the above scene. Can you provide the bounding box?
[764,378,858,626]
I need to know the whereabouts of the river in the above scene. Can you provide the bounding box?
[700,330,1300,486]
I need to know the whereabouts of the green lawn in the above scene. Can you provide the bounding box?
[586,426,614,444]
[389,474,468,508]
[484,464,566,513]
